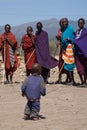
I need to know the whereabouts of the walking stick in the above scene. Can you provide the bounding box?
[53,47,58,58]
[3,39,6,84]
[25,49,35,66]
[58,62,64,75]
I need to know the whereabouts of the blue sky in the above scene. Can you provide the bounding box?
[0,0,87,26]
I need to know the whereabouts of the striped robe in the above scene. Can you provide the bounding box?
[61,25,76,71]
[0,32,19,76]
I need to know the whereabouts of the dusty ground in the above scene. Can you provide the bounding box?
[0,58,87,130]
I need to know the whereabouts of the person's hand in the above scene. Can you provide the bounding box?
[56,36,58,40]
[65,38,69,41]
[22,92,25,97]
[62,49,66,54]
[4,38,9,42]
[65,38,71,43]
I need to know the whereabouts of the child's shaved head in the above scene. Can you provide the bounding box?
[32,63,41,75]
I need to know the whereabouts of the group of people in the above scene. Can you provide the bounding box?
[0,18,87,87]
[56,18,87,87]
[0,22,58,121]
[0,17,87,120]
[0,22,58,84]
[21,22,58,82]
[21,18,87,121]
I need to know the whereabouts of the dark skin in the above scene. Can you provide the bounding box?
[61,18,75,85]
[31,63,41,75]
[4,25,14,48]
[3,24,14,84]
[35,22,50,83]
[21,26,35,76]
[77,19,86,85]
[55,18,71,84]
[62,18,68,30]
[36,22,43,35]
[22,63,41,97]
[78,19,85,29]
[21,26,35,50]
[26,26,35,45]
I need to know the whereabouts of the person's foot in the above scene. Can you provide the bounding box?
[46,81,54,84]
[66,81,77,86]
[30,116,40,121]
[80,83,86,87]
[9,80,13,84]
[23,114,30,120]
[46,81,50,84]
[55,80,62,84]
[4,80,9,84]
[33,117,39,121]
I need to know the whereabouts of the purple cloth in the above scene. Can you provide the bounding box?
[74,28,87,57]
[35,30,58,69]
[75,56,87,75]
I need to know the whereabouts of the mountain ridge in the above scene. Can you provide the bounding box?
[0,18,87,41]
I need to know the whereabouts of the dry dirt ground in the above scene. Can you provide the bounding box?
[0,59,87,130]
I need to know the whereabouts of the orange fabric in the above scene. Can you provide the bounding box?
[0,32,19,75]
[62,44,75,64]
[21,34,36,70]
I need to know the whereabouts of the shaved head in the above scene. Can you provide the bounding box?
[32,63,41,75]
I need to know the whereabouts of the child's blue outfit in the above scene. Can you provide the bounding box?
[21,73,46,119]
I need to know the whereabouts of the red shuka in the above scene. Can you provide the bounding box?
[0,32,19,75]
[21,34,36,70]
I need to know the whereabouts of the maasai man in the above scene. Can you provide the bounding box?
[0,24,19,84]
[74,18,87,86]
[35,22,58,83]
[21,26,36,76]
[55,18,71,84]
[61,18,76,85]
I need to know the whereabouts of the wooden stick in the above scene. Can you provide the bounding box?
[58,62,64,75]
[25,49,35,66]
[3,39,6,84]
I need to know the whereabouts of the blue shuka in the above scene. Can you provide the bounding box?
[61,25,76,71]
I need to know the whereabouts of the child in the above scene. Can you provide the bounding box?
[21,63,46,120]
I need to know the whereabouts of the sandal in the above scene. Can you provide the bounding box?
[30,116,40,121]
[23,115,30,120]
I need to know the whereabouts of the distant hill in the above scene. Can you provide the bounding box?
[0,18,87,43]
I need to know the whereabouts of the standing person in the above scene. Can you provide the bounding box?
[21,63,46,120]
[21,26,36,76]
[55,19,70,84]
[0,24,19,84]
[35,22,58,83]
[61,18,76,85]
[74,18,87,86]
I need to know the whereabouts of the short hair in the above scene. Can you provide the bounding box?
[63,18,69,24]
[27,26,33,32]
[78,18,85,24]
[31,63,41,75]
[59,18,63,26]
[36,22,43,28]
[4,24,11,30]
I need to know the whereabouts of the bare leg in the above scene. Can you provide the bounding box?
[79,74,84,84]
[83,75,86,84]
[10,75,13,84]
[55,73,62,84]
[4,72,9,84]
